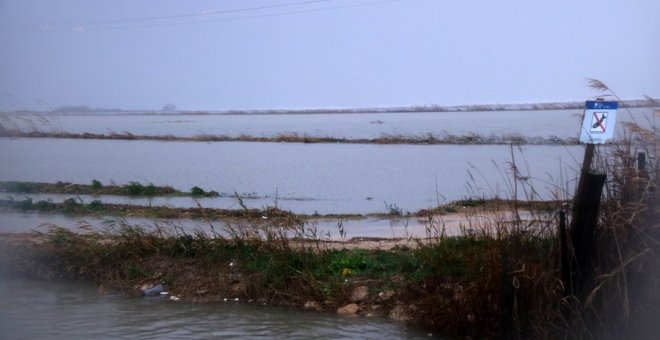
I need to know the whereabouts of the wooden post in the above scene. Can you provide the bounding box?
[575,144,595,200]
[569,171,607,295]
[559,211,571,295]
[638,152,647,176]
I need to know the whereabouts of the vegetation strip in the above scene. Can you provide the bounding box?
[0,180,219,197]
[0,130,577,145]
[0,193,561,222]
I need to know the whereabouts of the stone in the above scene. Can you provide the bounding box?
[230,282,245,294]
[378,290,395,302]
[303,301,321,311]
[389,305,413,322]
[350,285,369,302]
[337,303,359,315]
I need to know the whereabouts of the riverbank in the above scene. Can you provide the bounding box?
[0,218,558,339]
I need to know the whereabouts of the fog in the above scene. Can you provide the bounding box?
[1,0,659,111]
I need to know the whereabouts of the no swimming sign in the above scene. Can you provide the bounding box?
[579,100,618,144]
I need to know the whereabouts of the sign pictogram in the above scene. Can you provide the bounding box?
[579,100,617,144]
[590,112,607,133]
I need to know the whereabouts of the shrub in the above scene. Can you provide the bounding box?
[35,199,55,210]
[143,183,156,196]
[88,200,104,211]
[62,197,80,213]
[16,197,33,210]
[91,179,103,190]
[191,186,206,197]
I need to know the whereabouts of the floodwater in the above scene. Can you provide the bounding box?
[2,110,581,139]
[2,108,654,140]
[0,275,431,339]
[0,138,582,214]
[0,109,617,338]
[0,210,476,240]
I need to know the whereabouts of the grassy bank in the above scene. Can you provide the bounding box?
[0,217,559,339]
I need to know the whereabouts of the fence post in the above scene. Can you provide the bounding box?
[559,211,571,295]
[568,171,607,295]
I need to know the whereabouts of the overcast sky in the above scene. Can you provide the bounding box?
[1,0,658,111]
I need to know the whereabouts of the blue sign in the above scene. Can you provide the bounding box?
[585,100,618,110]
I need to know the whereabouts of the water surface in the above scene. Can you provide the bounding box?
[0,138,582,214]
[3,108,654,140]
[0,276,430,339]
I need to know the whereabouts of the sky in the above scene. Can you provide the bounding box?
[0,0,659,111]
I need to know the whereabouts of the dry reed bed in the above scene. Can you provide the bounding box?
[0,129,577,145]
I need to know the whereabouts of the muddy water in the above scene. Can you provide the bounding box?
[0,138,581,214]
[0,276,431,339]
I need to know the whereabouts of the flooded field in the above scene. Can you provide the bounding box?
[0,138,582,215]
[2,108,653,140]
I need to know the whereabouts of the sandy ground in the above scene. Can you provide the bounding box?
[0,208,546,251]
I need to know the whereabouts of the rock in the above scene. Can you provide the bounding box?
[303,301,321,311]
[337,303,359,315]
[350,285,369,302]
[231,282,245,294]
[389,305,413,322]
[378,290,395,302]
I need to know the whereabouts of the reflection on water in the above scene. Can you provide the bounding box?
[0,276,430,339]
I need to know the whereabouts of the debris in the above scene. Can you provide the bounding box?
[142,284,164,297]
